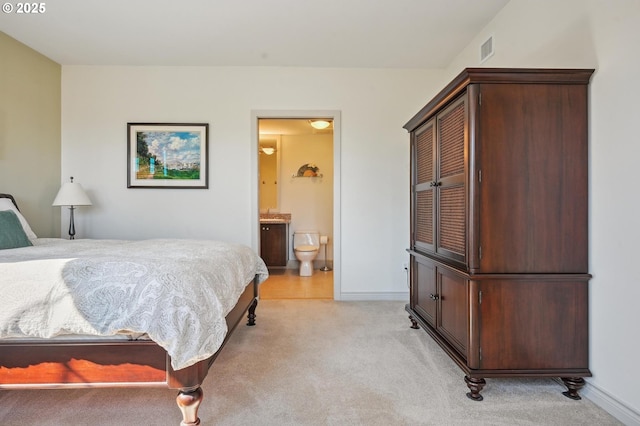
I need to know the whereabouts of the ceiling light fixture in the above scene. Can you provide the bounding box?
[310,120,331,130]
[261,147,275,155]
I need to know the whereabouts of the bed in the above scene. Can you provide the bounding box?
[0,193,269,425]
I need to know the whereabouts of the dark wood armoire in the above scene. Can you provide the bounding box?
[403,68,594,400]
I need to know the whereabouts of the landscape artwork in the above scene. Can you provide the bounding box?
[127,123,209,188]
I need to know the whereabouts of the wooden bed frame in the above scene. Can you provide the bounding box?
[0,193,260,425]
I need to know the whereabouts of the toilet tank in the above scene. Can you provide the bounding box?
[293,231,320,250]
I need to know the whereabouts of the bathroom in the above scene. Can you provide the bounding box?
[258,118,334,299]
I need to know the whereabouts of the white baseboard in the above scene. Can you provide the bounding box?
[582,380,640,425]
[338,292,409,301]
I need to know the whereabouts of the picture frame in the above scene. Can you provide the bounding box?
[127,123,209,189]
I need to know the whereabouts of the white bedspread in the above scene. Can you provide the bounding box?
[0,238,269,370]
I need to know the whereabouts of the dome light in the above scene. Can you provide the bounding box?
[310,120,331,130]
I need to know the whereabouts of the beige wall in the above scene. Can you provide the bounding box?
[0,32,61,237]
[280,133,333,263]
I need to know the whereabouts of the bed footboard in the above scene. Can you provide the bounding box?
[0,275,261,426]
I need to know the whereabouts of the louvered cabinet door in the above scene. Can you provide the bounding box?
[435,96,467,264]
[412,118,436,253]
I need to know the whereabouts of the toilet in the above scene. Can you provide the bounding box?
[293,231,320,276]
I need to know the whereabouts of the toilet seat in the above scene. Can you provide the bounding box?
[295,245,317,252]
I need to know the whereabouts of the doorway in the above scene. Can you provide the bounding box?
[252,111,341,300]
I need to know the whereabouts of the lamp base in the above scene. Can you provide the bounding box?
[68,206,76,240]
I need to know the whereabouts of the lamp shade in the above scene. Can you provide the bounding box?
[52,179,92,206]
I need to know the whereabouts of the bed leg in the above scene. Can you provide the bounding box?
[176,386,203,426]
[247,298,258,326]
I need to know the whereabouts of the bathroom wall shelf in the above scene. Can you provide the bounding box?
[291,174,323,178]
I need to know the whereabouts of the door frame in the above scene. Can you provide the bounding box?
[251,110,341,300]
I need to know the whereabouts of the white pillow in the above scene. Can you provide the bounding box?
[0,198,38,240]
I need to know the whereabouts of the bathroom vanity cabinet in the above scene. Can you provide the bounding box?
[260,223,288,267]
[404,68,593,401]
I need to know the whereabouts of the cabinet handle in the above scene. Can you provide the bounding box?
[429,293,440,300]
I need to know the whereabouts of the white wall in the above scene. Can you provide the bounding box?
[445,0,640,422]
[61,66,445,299]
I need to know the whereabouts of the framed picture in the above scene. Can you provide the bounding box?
[127,123,209,188]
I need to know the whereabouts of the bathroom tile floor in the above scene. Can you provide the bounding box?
[259,268,333,299]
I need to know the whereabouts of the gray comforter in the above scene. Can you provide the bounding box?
[0,238,269,369]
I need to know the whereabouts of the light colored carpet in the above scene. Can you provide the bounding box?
[0,300,621,425]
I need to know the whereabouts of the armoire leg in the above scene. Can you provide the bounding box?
[465,376,486,401]
[561,377,586,400]
[408,315,419,329]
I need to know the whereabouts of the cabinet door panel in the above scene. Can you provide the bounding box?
[435,96,467,264]
[260,224,287,266]
[413,119,436,253]
[415,120,435,184]
[415,190,435,252]
[476,84,588,273]
[438,184,466,259]
[437,100,465,179]
[413,257,437,328]
[437,267,468,357]
[477,279,589,370]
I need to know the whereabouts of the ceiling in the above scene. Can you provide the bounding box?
[0,0,509,68]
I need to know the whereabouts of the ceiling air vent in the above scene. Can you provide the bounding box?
[480,36,494,63]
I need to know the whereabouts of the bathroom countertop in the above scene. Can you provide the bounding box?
[259,213,291,223]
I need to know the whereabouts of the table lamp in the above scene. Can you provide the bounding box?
[52,177,92,239]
